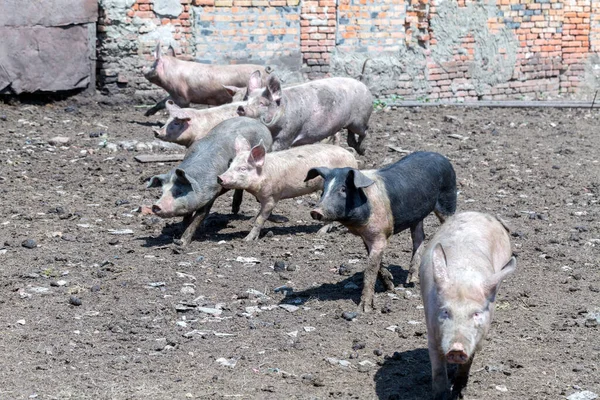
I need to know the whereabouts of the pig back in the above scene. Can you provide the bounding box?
[420,211,513,285]
[378,151,456,234]
[181,117,273,192]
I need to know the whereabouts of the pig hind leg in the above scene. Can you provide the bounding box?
[406,220,425,284]
[434,184,457,223]
[232,189,243,214]
[346,123,368,156]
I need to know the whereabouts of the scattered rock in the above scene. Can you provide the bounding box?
[50,280,67,287]
[197,307,222,316]
[495,385,508,392]
[17,319,26,325]
[567,391,598,400]
[374,349,383,356]
[358,360,375,372]
[338,264,352,276]
[48,136,71,146]
[342,311,358,321]
[279,304,299,313]
[109,238,119,245]
[273,260,286,272]
[21,239,37,249]
[344,282,359,290]
[69,296,82,306]
[215,357,237,368]
[286,264,297,272]
[115,199,130,206]
[61,233,77,242]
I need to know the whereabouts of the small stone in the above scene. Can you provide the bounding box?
[286,264,297,272]
[567,391,598,400]
[215,357,237,368]
[21,239,37,249]
[495,385,508,392]
[358,360,375,372]
[91,285,101,292]
[180,286,195,295]
[109,238,119,245]
[344,282,359,290]
[342,311,358,321]
[265,230,274,238]
[17,319,26,325]
[273,260,286,272]
[279,304,299,313]
[115,199,130,206]
[48,136,71,146]
[61,233,77,242]
[374,349,383,356]
[381,304,392,314]
[338,264,352,276]
[352,342,366,351]
[69,296,82,306]
[50,280,67,287]
[64,106,78,113]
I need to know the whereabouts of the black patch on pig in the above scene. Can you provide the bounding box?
[379,151,457,234]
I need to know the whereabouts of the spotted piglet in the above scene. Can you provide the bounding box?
[306,151,457,312]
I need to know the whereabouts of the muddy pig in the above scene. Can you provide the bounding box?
[236,73,372,154]
[217,140,358,241]
[147,117,273,246]
[153,100,241,147]
[306,151,457,312]
[419,211,516,399]
[143,43,270,116]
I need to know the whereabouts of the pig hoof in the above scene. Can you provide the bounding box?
[267,214,289,223]
[358,300,375,313]
[243,231,260,241]
[173,238,188,247]
[316,223,333,235]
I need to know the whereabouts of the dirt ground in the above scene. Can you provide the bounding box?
[0,97,598,400]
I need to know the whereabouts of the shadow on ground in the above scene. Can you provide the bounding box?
[374,348,431,400]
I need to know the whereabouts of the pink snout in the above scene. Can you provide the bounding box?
[237,106,246,116]
[446,343,469,364]
[310,209,324,221]
[153,128,163,138]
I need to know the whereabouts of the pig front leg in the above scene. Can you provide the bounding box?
[406,220,425,284]
[232,189,243,214]
[245,198,278,241]
[451,356,474,399]
[177,199,215,246]
[429,340,450,400]
[358,236,387,312]
[145,96,170,117]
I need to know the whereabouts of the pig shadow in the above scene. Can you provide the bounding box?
[374,348,432,399]
[282,264,408,306]
[129,120,163,128]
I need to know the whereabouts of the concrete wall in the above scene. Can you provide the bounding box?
[0,0,97,94]
[98,0,600,101]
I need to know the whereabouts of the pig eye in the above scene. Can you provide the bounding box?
[472,312,482,319]
[439,309,451,319]
[239,166,247,172]
[340,186,346,193]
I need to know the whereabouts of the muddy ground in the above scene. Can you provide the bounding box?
[0,98,598,400]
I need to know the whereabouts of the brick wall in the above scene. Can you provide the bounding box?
[98,0,600,101]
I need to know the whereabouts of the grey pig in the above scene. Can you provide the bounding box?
[147,117,273,246]
[419,211,516,399]
[237,73,372,154]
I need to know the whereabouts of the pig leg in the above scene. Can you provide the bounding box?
[378,267,395,291]
[406,221,425,284]
[429,344,450,400]
[245,198,278,241]
[346,125,368,156]
[178,199,216,246]
[451,357,473,398]
[232,189,243,214]
[316,223,334,235]
[144,96,170,117]
[358,236,387,312]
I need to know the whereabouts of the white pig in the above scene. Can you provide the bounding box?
[419,211,516,399]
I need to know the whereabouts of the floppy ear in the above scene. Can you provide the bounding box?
[234,135,251,154]
[167,44,176,57]
[432,243,449,289]
[154,42,162,60]
[348,169,375,189]
[248,142,266,168]
[484,256,517,303]
[165,100,191,121]
[147,174,166,188]
[305,167,331,182]
[175,169,191,185]
[247,70,263,93]
[267,74,282,104]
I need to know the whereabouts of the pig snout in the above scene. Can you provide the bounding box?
[216,175,224,185]
[310,209,324,221]
[236,106,246,116]
[446,343,469,364]
[152,204,162,214]
[153,128,162,138]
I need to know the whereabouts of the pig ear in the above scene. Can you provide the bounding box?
[167,44,176,57]
[234,135,251,154]
[166,100,191,121]
[154,42,162,60]
[248,142,266,168]
[432,243,449,288]
[223,85,241,97]
[484,256,517,303]
[175,169,191,186]
[147,174,165,188]
[266,75,282,104]
[247,70,263,93]
[349,169,375,189]
[304,167,331,182]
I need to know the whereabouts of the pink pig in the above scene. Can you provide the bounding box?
[419,211,516,399]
